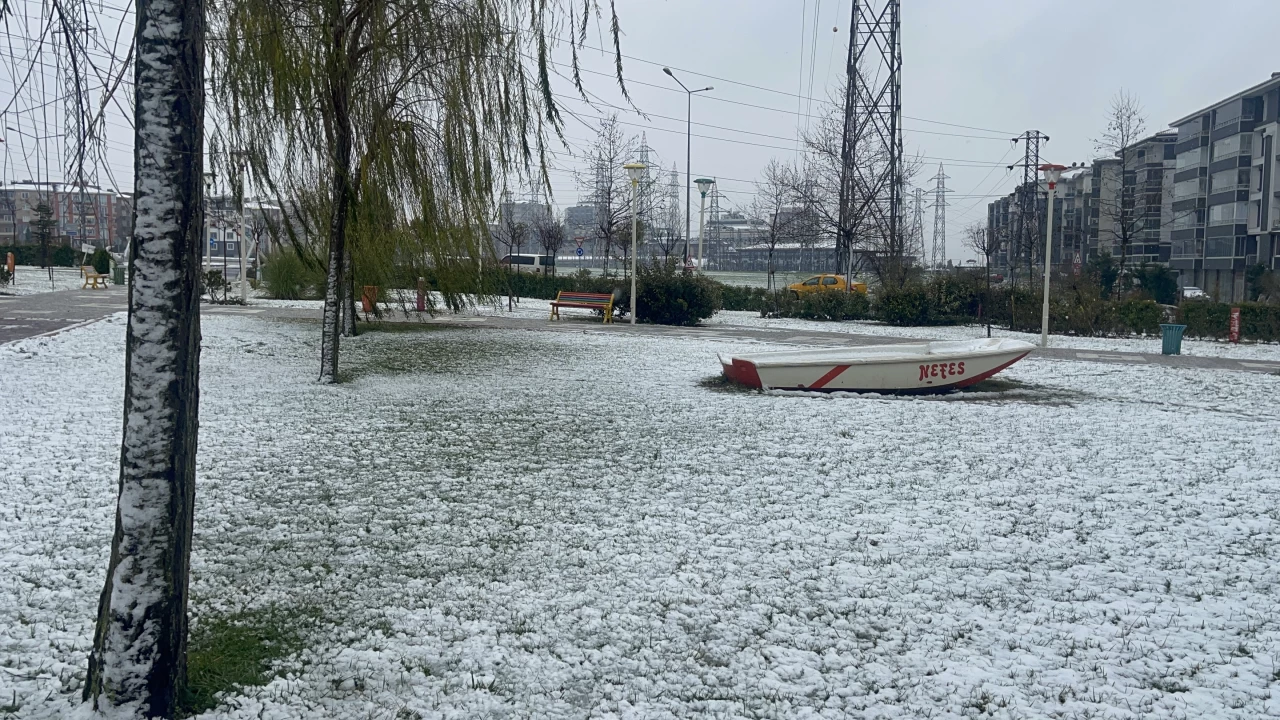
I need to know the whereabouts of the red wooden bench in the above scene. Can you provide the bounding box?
[550,290,614,323]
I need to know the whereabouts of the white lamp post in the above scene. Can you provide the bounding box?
[695,178,714,273]
[624,162,646,325]
[1038,163,1066,348]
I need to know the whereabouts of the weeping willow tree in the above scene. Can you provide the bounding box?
[211,0,627,382]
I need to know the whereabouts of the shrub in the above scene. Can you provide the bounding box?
[719,283,772,312]
[1110,298,1162,335]
[1240,303,1280,341]
[875,285,930,325]
[1131,263,1179,305]
[1179,300,1229,339]
[633,260,721,325]
[90,247,112,275]
[260,248,326,300]
[765,290,870,321]
[51,245,76,267]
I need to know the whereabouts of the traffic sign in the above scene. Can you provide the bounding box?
[575,246,585,257]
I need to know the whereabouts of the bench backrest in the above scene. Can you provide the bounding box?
[555,291,612,305]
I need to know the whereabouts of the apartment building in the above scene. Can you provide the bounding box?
[0,182,124,248]
[1169,73,1280,301]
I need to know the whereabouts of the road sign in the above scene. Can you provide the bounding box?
[575,246,585,257]
[575,236,584,248]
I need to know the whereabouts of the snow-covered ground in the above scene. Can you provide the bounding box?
[6,314,1279,718]
[711,309,1280,362]
[0,265,96,295]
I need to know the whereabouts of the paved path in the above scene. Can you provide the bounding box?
[0,287,128,344]
[4,293,1279,377]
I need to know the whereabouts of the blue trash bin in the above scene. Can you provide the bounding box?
[1160,323,1186,355]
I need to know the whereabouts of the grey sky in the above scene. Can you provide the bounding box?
[4,0,1279,261]
[548,0,1280,261]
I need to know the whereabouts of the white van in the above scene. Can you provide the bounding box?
[499,254,555,275]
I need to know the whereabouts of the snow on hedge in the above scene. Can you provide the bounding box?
[2,313,1279,717]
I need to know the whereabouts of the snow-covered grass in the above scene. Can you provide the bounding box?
[711,309,1280,361]
[0,265,94,296]
[5,315,1280,717]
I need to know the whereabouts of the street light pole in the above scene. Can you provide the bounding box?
[625,163,646,325]
[1038,164,1066,348]
[662,68,712,268]
[695,178,715,273]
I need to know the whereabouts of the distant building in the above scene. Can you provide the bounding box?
[202,195,285,277]
[564,203,596,245]
[0,181,125,249]
[1168,73,1280,301]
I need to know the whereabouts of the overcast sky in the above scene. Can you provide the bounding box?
[4,0,1279,261]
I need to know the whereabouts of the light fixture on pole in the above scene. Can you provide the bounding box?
[694,178,715,273]
[1038,163,1066,348]
[624,162,647,325]
[662,68,712,268]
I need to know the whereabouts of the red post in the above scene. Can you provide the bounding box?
[1229,306,1241,343]
[416,277,425,312]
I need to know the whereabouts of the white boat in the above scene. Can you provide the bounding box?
[720,338,1035,393]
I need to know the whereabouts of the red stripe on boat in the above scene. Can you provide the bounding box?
[724,358,763,388]
[952,352,1030,388]
[807,364,851,389]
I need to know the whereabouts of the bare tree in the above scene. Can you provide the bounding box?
[789,82,922,289]
[575,115,657,275]
[83,0,204,713]
[964,222,1001,337]
[751,159,803,291]
[649,189,683,261]
[532,210,566,275]
[1094,90,1148,278]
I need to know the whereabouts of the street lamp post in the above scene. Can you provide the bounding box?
[1038,164,1066,348]
[662,68,712,268]
[625,162,647,325]
[695,178,715,273]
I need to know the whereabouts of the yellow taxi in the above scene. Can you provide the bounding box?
[786,273,867,298]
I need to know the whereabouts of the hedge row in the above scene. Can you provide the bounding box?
[0,244,77,267]
[1180,301,1280,341]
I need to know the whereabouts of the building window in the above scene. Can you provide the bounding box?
[1205,236,1234,257]
[1209,168,1249,193]
[1207,201,1248,226]
[1173,177,1204,199]
[1211,133,1253,161]
[1176,147,1207,170]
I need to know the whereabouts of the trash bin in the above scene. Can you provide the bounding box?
[1160,323,1186,355]
[112,265,125,285]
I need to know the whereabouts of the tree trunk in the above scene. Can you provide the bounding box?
[341,246,357,337]
[83,0,204,714]
[319,35,353,383]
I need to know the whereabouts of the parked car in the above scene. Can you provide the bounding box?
[1180,286,1207,299]
[786,273,868,298]
[499,254,556,274]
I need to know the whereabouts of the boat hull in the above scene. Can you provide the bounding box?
[721,339,1034,393]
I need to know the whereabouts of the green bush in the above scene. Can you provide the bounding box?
[765,290,870,321]
[90,247,112,275]
[1131,263,1179,305]
[1179,300,1230,339]
[633,260,721,326]
[1109,298,1162,335]
[1240,303,1280,340]
[718,283,772,312]
[51,245,75,267]
[875,285,931,325]
[260,248,326,300]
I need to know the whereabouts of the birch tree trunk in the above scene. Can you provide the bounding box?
[83,0,204,714]
[318,14,353,384]
[341,246,357,337]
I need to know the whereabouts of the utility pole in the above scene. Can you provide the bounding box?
[930,163,950,268]
[54,0,101,250]
[1009,131,1049,281]
[909,187,925,264]
[837,0,903,286]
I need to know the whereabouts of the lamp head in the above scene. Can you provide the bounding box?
[624,162,646,183]
[695,178,715,196]
[1038,163,1067,184]
[662,67,673,77]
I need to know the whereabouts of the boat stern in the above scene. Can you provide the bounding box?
[721,356,764,389]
